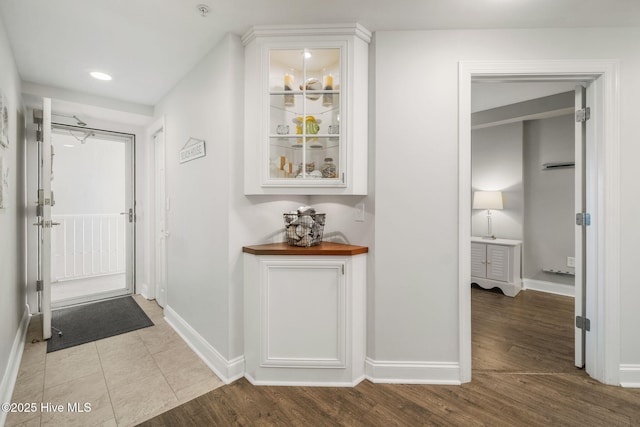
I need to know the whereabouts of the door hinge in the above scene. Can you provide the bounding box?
[576,107,591,122]
[576,315,591,331]
[576,212,591,226]
[341,264,345,275]
[36,280,43,292]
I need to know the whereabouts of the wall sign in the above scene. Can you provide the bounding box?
[180,137,206,164]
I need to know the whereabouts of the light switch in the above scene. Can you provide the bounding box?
[355,203,365,222]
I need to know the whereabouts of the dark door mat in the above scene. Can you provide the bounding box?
[47,296,154,353]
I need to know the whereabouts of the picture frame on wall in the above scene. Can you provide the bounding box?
[0,89,8,148]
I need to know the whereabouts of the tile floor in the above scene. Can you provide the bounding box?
[5,295,224,427]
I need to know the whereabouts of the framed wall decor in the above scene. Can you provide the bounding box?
[0,89,8,148]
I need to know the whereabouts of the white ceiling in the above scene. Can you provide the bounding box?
[1,0,640,108]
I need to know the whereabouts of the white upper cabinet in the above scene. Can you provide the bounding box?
[242,24,371,195]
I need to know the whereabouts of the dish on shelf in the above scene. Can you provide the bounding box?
[299,78,322,100]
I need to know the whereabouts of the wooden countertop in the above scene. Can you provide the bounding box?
[242,242,368,256]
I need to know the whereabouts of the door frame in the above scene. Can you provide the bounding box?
[458,59,620,385]
[153,126,167,307]
[143,116,167,304]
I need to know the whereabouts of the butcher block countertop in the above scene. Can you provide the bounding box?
[242,242,368,256]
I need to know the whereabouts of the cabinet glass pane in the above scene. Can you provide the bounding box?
[269,48,341,181]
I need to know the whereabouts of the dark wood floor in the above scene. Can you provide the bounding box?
[140,288,640,426]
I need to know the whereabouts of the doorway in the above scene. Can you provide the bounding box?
[458,60,621,386]
[469,81,579,374]
[49,124,136,308]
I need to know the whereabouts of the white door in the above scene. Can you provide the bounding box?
[574,85,587,368]
[37,98,53,340]
[49,127,135,307]
[154,130,167,307]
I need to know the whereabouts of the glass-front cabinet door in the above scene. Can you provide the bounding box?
[269,48,341,182]
[243,24,371,195]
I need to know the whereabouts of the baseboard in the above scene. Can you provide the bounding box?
[0,306,30,427]
[244,373,366,387]
[523,279,574,297]
[620,364,640,388]
[164,305,244,384]
[138,283,152,300]
[365,358,461,385]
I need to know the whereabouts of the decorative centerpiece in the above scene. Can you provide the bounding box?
[283,206,325,247]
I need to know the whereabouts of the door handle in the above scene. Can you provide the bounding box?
[32,220,60,228]
[120,208,134,223]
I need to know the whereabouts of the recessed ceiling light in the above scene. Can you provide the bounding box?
[90,71,112,81]
[63,144,75,148]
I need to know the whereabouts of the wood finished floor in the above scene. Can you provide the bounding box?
[140,288,640,426]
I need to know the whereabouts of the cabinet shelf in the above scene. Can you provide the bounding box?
[270,90,341,95]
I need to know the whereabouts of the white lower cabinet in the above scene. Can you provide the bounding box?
[471,237,522,297]
[243,243,367,386]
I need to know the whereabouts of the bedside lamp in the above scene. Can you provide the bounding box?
[473,191,503,239]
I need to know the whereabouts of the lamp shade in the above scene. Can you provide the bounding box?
[473,191,503,210]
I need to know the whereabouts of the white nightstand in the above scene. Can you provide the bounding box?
[471,237,522,297]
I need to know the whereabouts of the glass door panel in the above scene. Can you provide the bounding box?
[50,126,134,307]
[269,47,341,181]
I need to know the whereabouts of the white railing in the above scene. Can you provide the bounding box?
[51,213,127,282]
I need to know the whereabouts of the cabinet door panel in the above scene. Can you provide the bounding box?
[260,260,346,368]
[486,245,510,282]
[471,243,486,278]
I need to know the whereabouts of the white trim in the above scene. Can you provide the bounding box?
[244,372,365,388]
[0,307,30,427]
[522,279,575,297]
[164,305,244,384]
[242,23,372,45]
[459,59,621,386]
[138,283,152,300]
[364,358,461,385]
[620,365,640,388]
[144,115,167,305]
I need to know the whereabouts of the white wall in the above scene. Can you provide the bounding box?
[374,28,640,372]
[471,122,524,240]
[523,115,575,282]
[0,13,26,413]
[154,34,307,366]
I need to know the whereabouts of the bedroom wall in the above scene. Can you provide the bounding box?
[523,114,575,284]
[470,112,575,287]
[471,122,524,240]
